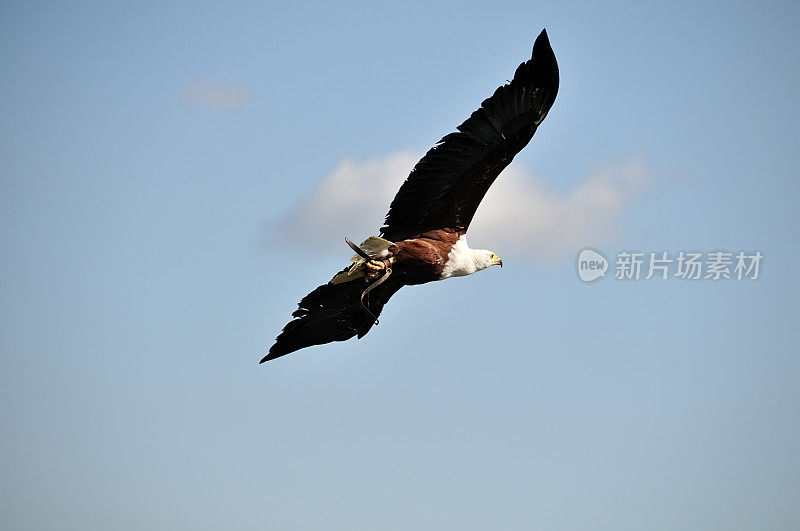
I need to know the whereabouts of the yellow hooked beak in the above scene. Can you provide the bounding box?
[490,253,503,267]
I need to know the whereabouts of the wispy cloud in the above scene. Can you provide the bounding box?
[183,80,252,109]
[267,151,650,262]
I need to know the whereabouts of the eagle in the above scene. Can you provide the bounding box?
[263,29,559,363]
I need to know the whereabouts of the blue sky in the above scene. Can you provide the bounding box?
[1,1,798,529]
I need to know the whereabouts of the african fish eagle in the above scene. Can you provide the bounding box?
[263,29,559,362]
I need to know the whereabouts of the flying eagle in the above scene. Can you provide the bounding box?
[263,29,559,363]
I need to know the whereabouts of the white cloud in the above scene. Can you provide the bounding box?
[469,157,650,260]
[268,152,417,253]
[183,80,252,109]
[267,151,649,262]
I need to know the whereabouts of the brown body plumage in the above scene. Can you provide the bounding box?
[387,229,460,284]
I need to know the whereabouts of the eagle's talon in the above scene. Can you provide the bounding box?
[365,260,385,279]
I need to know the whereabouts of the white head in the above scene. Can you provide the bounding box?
[474,249,504,271]
[440,236,503,279]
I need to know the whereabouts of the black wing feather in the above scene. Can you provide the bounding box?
[262,274,403,363]
[379,29,559,242]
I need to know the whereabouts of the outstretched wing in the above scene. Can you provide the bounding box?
[380,29,559,242]
[262,273,403,363]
